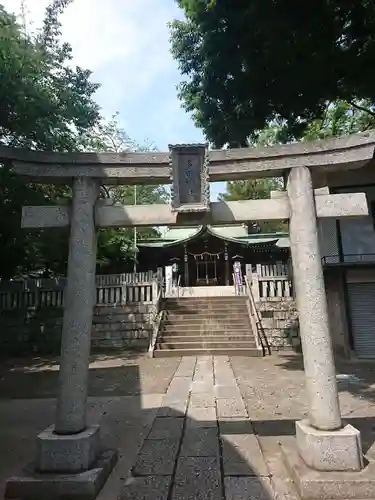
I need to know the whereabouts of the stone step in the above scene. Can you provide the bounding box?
[156,340,257,350]
[164,299,247,308]
[158,335,256,343]
[164,311,247,318]
[162,322,250,328]
[153,347,263,357]
[164,305,247,315]
[160,331,252,339]
[159,332,252,339]
[165,296,246,301]
[162,318,249,326]
[161,324,250,333]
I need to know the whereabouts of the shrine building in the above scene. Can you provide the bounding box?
[136,224,290,286]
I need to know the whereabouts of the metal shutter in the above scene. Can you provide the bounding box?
[347,282,375,358]
[318,219,339,264]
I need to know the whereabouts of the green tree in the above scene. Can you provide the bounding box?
[0,0,101,278]
[81,114,168,272]
[219,179,282,202]
[219,178,286,233]
[218,99,374,233]
[170,1,375,147]
[0,0,100,150]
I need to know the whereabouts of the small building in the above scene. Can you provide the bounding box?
[319,161,375,359]
[136,224,289,286]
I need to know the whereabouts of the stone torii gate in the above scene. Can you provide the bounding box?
[3,132,375,499]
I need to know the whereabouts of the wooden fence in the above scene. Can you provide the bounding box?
[0,275,156,310]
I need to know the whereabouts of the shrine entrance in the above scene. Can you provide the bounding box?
[193,252,220,286]
[4,133,374,498]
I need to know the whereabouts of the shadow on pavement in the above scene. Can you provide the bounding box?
[276,353,375,405]
[0,358,275,500]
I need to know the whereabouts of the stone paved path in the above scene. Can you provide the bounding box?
[119,356,274,500]
[2,353,375,499]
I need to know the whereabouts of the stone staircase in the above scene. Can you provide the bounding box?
[154,296,263,357]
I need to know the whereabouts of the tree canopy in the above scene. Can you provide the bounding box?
[170,0,375,147]
[0,2,165,279]
[218,99,374,231]
[84,114,168,273]
[0,0,102,278]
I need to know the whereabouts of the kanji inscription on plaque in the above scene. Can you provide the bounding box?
[169,144,210,213]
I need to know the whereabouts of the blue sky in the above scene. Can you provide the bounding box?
[6,0,226,200]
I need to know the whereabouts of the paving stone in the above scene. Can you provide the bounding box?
[224,477,273,500]
[214,376,237,387]
[133,439,179,475]
[147,418,184,440]
[166,377,192,399]
[213,355,229,363]
[196,356,212,362]
[219,418,254,436]
[158,398,188,417]
[216,398,248,418]
[221,434,269,477]
[120,475,171,500]
[174,358,196,378]
[190,393,216,408]
[186,406,217,427]
[193,373,214,383]
[180,427,219,457]
[214,384,241,399]
[172,457,222,500]
[191,380,214,394]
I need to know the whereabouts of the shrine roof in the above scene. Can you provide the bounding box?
[138,225,289,249]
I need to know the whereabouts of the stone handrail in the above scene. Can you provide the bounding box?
[148,282,164,357]
[244,276,266,353]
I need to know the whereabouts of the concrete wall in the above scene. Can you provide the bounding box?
[324,268,351,358]
[0,304,153,356]
[317,160,375,189]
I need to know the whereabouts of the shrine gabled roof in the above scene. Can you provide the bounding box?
[137,225,290,249]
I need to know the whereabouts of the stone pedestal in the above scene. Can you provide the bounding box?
[296,420,363,472]
[37,425,100,473]
[281,443,375,500]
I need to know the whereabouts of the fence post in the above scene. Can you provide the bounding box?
[152,279,158,303]
[121,283,127,305]
[251,273,260,302]
[35,287,41,309]
[245,263,252,282]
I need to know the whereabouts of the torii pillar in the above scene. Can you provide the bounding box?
[6,178,118,499]
[285,166,363,475]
